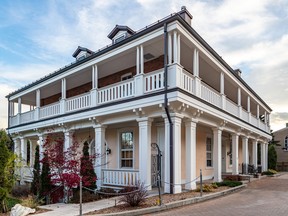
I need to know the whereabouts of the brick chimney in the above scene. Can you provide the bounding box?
[179,6,193,26]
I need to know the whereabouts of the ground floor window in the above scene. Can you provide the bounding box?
[120,131,134,168]
[206,136,213,167]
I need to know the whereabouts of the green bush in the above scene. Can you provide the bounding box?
[196,184,214,192]
[262,169,277,176]
[216,181,242,187]
[6,197,21,211]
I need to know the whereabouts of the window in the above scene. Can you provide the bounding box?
[120,132,134,168]
[284,136,288,151]
[121,73,132,81]
[206,137,213,167]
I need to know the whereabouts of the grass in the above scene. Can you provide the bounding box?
[6,197,21,210]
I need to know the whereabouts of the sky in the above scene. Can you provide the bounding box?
[0,0,287,132]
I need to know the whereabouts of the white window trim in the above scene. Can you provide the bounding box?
[118,128,135,169]
[206,135,213,168]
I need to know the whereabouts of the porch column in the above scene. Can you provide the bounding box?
[137,117,153,190]
[247,96,251,123]
[17,97,22,124]
[38,134,44,161]
[35,89,40,120]
[168,33,172,64]
[185,119,197,190]
[64,130,74,151]
[252,140,258,169]
[257,105,260,127]
[29,140,33,166]
[60,78,66,114]
[237,87,242,118]
[140,45,144,74]
[94,125,106,189]
[135,46,144,96]
[9,101,15,117]
[220,72,226,110]
[213,128,222,182]
[193,49,201,97]
[20,137,27,165]
[242,136,249,174]
[91,64,98,106]
[232,134,239,175]
[261,142,266,171]
[172,114,182,194]
[13,138,21,158]
[177,33,180,64]
[265,143,268,171]
[163,116,170,193]
[173,31,178,64]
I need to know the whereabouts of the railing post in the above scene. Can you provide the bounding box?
[134,75,144,96]
[90,88,98,107]
[60,99,66,114]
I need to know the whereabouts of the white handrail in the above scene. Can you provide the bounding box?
[66,92,91,112]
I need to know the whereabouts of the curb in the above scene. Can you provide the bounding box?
[91,184,246,216]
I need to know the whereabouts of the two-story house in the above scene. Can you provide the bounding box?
[6,7,272,194]
[274,123,288,171]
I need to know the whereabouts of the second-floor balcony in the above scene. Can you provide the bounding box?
[9,64,270,133]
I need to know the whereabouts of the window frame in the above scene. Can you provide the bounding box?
[119,130,134,169]
[284,136,288,151]
[206,136,213,168]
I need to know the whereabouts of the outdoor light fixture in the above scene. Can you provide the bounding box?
[106,147,111,155]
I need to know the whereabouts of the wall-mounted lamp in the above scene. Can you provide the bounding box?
[106,147,111,155]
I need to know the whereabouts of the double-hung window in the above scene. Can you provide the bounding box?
[206,137,213,167]
[120,131,134,168]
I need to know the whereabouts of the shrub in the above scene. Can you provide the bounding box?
[216,181,242,187]
[70,189,100,203]
[211,182,218,189]
[118,182,148,207]
[11,185,31,198]
[21,195,41,209]
[6,197,21,211]
[196,184,213,192]
[262,169,277,176]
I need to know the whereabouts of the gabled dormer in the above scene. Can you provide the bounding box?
[107,25,135,44]
[72,46,94,61]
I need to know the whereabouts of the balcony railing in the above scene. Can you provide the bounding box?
[9,65,269,133]
[66,92,91,112]
[102,168,139,186]
[40,102,60,119]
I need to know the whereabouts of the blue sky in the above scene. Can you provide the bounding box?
[0,0,288,131]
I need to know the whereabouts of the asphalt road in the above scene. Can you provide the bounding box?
[147,174,288,216]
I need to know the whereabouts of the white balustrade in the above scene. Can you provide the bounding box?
[102,169,139,186]
[144,69,165,93]
[66,92,91,112]
[242,109,249,122]
[259,121,266,131]
[98,79,134,104]
[201,82,221,107]
[251,115,258,127]
[10,116,18,127]
[181,69,194,94]
[20,110,35,124]
[226,99,239,117]
[40,102,60,119]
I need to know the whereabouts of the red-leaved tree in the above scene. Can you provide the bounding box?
[42,132,98,202]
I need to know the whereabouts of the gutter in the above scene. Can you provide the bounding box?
[163,23,174,194]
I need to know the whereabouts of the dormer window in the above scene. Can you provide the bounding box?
[108,25,135,44]
[72,46,94,61]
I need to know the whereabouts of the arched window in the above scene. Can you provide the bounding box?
[284,136,288,150]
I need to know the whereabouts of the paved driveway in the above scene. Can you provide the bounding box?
[148,174,288,216]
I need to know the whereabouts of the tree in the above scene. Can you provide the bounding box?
[31,145,40,196]
[0,133,15,213]
[40,153,51,198]
[268,132,280,170]
[80,141,97,189]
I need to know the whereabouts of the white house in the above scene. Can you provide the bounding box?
[6,7,272,194]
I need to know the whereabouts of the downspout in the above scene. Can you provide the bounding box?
[163,23,174,194]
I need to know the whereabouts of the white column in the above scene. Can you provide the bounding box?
[168,33,172,64]
[94,125,106,188]
[64,130,73,151]
[91,64,98,106]
[252,140,258,169]
[213,128,222,182]
[185,120,197,190]
[137,117,153,190]
[14,139,21,158]
[136,46,140,75]
[237,87,242,118]
[9,101,14,117]
[171,114,182,194]
[232,134,239,175]
[261,142,266,171]
[20,137,27,165]
[265,143,268,171]
[220,72,226,110]
[60,78,66,114]
[242,137,249,174]
[193,49,201,97]
[35,89,40,120]
[18,97,22,114]
[38,134,44,162]
[163,116,170,193]
[177,33,180,65]
[29,140,33,166]
[140,45,144,74]
[173,31,178,64]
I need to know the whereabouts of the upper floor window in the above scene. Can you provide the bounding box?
[120,131,134,168]
[121,73,132,81]
[206,136,213,167]
[284,136,288,151]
